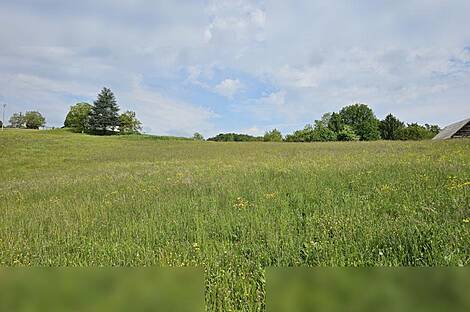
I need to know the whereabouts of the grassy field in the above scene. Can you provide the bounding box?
[1,129,469,311]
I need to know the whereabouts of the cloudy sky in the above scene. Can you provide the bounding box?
[1,0,469,136]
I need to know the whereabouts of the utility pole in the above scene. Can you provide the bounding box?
[1,104,5,131]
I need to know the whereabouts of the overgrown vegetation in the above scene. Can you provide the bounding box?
[263,129,283,142]
[206,103,440,143]
[283,103,440,142]
[5,98,441,141]
[208,133,263,142]
[1,129,469,311]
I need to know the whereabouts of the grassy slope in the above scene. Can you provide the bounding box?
[1,129,469,311]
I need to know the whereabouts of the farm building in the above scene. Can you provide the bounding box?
[433,117,470,140]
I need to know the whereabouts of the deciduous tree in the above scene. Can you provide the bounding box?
[9,112,25,128]
[339,103,380,140]
[193,132,204,141]
[328,112,343,133]
[24,111,46,129]
[64,102,92,133]
[263,129,283,142]
[119,111,142,134]
[380,114,404,140]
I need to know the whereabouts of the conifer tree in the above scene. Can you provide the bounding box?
[88,87,120,135]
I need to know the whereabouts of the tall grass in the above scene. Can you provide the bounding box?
[1,129,469,311]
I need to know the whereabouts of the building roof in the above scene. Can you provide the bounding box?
[433,117,470,140]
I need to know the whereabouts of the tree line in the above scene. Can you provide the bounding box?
[5,88,142,135]
[4,94,440,142]
[208,103,440,142]
[5,111,46,129]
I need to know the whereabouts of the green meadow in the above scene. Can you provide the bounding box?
[1,129,469,311]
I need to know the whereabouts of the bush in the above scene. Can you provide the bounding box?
[263,129,283,142]
[285,122,337,142]
[337,125,360,141]
[398,123,435,140]
[285,125,315,142]
[207,133,263,142]
[311,126,337,142]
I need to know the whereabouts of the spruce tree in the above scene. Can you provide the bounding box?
[88,87,120,135]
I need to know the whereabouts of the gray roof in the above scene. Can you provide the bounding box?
[433,117,470,140]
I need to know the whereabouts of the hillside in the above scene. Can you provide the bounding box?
[1,129,469,311]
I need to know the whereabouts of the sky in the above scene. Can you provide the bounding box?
[1,0,469,137]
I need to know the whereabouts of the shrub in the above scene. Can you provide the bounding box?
[398,123,435,140]
[264,129,283,142]
[207,133,263,142]
[337,125,360,141]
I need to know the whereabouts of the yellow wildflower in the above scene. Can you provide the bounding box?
[264,192,277,199]
[233,197,250,209]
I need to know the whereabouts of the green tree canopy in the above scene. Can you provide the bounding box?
[88,87,120,135]
[119,111,142,134]
[285,125,315,142]
[337,125,360,141]
[425,124,440,136]
[285,120,337,142]
[193,132,204,141]
[208,133,263,142]
[398,123,436,140]
[263,129,283,142]
[312,117,337,142]
[9,112,25,128]
[24,111,46,129]
[339,103,380,140]
[380,114,405,140]
[64,102,92,133]
[328,112,344,133]
[317,113,332,128]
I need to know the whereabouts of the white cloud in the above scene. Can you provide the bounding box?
[204,0,266,44]
[1,0,470,133]
[214,79,244,99]
[233,90,302,123]
[278,65,320,88]
[124,78,217,136]
[239,126,265,136]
